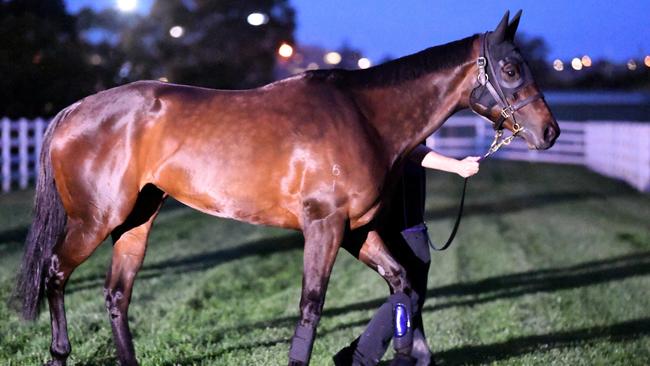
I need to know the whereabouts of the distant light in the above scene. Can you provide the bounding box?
[571,58,583,71]
[278,43,293,58]
[627,59,637,71]
[581,55,592,67]
[552,59,564,71]
[291,67,305,75]
[89,54,102,65]
[645,56,650,68]
[158,77,169,82]
[32,52,42,65]
[116,0,137,12]
[324,51,342,65]
[169,26,184,38]
[306,62,319,70]
[358,57,371,69]
[119,61,132,78]
[247,12,269,26]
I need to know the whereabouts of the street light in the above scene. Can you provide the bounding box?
[324,52,341,65]
[169,26,184,38]
[358,58,371,69]
[571,58,582,71]
[116,0,137,12]
[627,59,637,71]
[247,13,269,26]
[278,43,293,58]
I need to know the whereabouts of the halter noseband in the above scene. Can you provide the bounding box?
[471,33,544,157]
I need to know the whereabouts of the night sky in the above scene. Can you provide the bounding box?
[66,0,650,63]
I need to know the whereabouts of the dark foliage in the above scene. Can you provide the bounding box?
[0,0,94,118]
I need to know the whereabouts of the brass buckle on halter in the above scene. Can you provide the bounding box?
[500,105,514,119]
[477,57,488,85]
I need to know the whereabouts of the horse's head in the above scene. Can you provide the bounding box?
[470,10,559,150]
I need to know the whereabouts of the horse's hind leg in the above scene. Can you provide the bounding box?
[45,221,110,366]
[104,185,165,366]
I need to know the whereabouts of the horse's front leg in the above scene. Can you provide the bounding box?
[288,209,346,366]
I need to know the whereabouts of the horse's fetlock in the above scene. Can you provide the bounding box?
[50,339,71,359]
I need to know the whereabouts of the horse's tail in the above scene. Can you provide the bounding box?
[11,105,73,321]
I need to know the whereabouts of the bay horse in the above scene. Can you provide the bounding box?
[13,11,558,366]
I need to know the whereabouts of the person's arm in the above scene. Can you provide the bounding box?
[409,145,480,178]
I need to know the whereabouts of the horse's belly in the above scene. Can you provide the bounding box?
[150,162,301,229]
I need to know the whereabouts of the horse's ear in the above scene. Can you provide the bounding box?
[492,10,510,43]
[506,10,522,41]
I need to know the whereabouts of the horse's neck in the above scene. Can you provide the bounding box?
[352,49,478,166]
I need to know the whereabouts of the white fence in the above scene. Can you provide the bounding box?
[428,116,650,192]
[1,118,48,192]
[1,117,649,193]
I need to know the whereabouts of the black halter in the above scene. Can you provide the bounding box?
[470,32,544,132]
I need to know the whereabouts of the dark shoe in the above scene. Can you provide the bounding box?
[333,343,355,366]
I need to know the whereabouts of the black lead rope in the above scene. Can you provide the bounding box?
[427,176,468,251]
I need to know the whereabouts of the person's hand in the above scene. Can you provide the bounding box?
[455,156,480,178]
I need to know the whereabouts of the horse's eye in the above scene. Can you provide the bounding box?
[502,63,520,80]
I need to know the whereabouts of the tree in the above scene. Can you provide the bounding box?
[82,0,296,89]
[0,0,95,118]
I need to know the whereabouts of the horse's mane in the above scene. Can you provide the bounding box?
[305,34,478,88]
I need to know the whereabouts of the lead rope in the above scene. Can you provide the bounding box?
[426,134,514,252]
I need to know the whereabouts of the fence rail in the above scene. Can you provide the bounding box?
[1,116,649,193]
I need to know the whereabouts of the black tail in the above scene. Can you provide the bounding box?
[11,106,72,320]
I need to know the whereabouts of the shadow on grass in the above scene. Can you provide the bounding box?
[205,250,650,343]
[433,317,650,365]
[150,316,650,366]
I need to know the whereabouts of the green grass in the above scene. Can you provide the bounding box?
[1,161,649,365]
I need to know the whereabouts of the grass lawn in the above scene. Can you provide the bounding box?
[1,161,649,365]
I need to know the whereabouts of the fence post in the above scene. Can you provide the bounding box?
[35,118,46,175]
[474,117,485,155]
[1,119,10,192]
[18,118,29,189]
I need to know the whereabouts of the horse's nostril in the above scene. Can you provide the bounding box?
[544,126,556,142]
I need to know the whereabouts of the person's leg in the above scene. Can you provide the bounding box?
[336,230,427,366]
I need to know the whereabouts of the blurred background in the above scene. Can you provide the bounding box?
[2,0,649,119]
